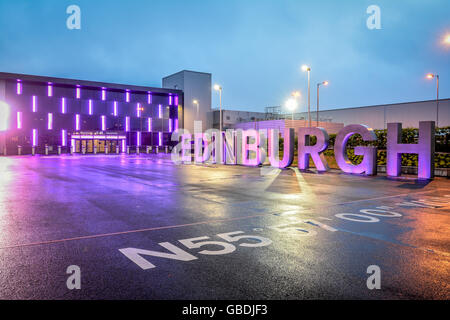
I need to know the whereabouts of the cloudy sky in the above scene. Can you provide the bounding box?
[0,0,449,112]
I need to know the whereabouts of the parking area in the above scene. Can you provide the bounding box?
[0,154,449,299]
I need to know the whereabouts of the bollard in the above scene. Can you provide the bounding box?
[156,146,159,154]
[32,146,35,156]
[70,145,74,155]
[136,146,140,155]
[18,146,22,156]
[82,146,86,155]
[58,146,61,155]
[127,146,130,154]
[45,145,49,155]
[146,146,151,154]
[105,146,109,155]
[116,145,119,154]
[93,146,97,155]
[165,146,168,153]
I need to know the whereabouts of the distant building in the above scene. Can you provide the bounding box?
[296,99,450,129]
[0,72,183,155]
[213,98,450,131]
[233,120,344,136]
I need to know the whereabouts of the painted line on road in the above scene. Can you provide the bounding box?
[0,189,444,250]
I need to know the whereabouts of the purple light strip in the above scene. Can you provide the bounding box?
[122,139,126,152]
[159,132,162,146]
[76,114,80,130]
[76,86,81,99]
[32,95,37,112]
[148,118,152,132]
[137,131,141,146]
[89,99,93,115]
[61,97,66,114]
[169,118,172,133]
[101,115,106,131]
[169,95,173,105]
[48,113,53,130]
[16,80,22,95]
[137,103,141,117]
[147,92,152,104]
[48,83,53,97]
[174,95,179,105]
[125,116,130,132]
[17,112,22,129]
[32,129,37,146]
[114,101,118,116]
[159,104,162,118]
[62,129,67,147]
[175,119,178,131]
[102,88,106,101]
[126,90,130,102]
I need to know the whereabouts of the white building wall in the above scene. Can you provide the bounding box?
[163,70,212,133]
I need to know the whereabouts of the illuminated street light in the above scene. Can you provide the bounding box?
[317,81,329,127]
[214,84,223,132]
[442,33,450,46]
[193,99,199,120]
[426,73,440,127]
[285,98,298,121]
[301,65,311,127]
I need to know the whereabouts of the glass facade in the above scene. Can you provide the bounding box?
[0,74,183,154]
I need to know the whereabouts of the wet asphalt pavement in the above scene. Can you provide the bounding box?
[0,154,449,299]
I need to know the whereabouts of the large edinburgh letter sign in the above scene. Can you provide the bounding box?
[172,121,435,180]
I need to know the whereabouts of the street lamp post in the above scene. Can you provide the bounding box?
[302,65,311,127]
[426,73,439,127]
[316,81,329,127]
[214,85,223,132]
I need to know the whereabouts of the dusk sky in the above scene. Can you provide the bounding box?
[0,0,449,113]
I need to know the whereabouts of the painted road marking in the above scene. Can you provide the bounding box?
[0,190,447,250]
[119,231,272,270]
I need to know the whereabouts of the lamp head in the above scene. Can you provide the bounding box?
[285,98,298,111]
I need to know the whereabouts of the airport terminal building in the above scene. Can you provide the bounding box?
[0,72,184,154]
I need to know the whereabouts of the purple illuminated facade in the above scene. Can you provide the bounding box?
[0,72,183,154]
